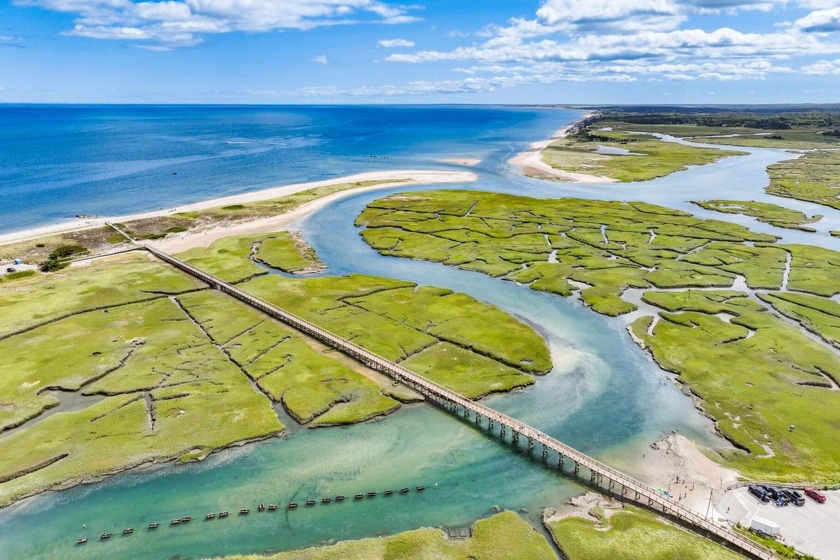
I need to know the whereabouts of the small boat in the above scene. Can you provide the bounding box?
[258,503,265,511]
[180,516,192,523]
[367,491,377,497]
[288,502,298,509]
[76,538,88,545]
[100,533,112,540]
[305,499,316,506]
[416,485,425,492]
[400,487,410,494]
[148,523,159,530]
[354,493,364,500]
[219,511,229,518]
[205,513,216,520]
[122,528,134,535]
[321,497,331,504]
[239,509,250,515]
[384,490,394,496]
[267,504,278,511]
[170,519,181,526]
[335,495,345,502]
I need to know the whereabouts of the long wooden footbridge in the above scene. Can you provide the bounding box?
[142,243,775,560]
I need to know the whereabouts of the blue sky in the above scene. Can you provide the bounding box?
[1,0,839,104]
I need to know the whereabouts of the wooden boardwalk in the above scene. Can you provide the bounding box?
[144,244,775,560]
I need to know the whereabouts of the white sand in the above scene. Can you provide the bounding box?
[0,169,476,249]
[509,115,617,184]
[634,433,740,523]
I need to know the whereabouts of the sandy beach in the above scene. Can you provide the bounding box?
[509,114,617,184]
[0,169,476,249]
[634,433,740,521]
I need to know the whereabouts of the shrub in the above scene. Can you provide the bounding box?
[48,244,86,259]
[39,260,69,272]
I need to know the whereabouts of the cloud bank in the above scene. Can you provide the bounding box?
[15,0,420,48]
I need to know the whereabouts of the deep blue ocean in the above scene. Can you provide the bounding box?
[0,104,572,234]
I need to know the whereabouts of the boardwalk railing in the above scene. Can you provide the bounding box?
[144,244,776,560]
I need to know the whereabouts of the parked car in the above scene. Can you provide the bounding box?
[5,267,15,273]
[804,488,827,503]
[748,485,770,503]
[762,486,780,500]
[782,489,805,506]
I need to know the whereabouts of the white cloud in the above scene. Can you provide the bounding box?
[378,0,840,92]
[378,38,414,47]
[536,0,684,31]
[796,1,839,8]
[794,7,840,32]
[802,58,840,74]
[14,0,421,47]
[314,54,328,64]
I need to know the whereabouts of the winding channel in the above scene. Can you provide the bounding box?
[2,112,839,559]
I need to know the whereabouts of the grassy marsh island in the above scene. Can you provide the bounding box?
[0,231,551,508]
[0,253,283,507]
[216,512,557,560]
[547,504,742,560]
[537,128,744,182]
[177,231,323,283]
[693,200,822,232]
[766,149,840,212]
[357,189,840,481]
[629,290,840,481]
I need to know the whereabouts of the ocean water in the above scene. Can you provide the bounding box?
[3,105,840,559]
[0,104,566,233]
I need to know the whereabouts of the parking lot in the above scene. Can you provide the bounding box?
[720,487,840,559]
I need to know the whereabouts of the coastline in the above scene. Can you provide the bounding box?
[148,169,474,253]
[508,113,617,184]
[0,169,477,248]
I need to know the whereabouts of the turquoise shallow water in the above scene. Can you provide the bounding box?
[4,106,840,559]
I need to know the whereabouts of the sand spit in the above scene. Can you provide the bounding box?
[509,114,617,184]
[0,169,477,249]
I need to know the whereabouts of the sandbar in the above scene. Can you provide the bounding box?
[509,114,617,184]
